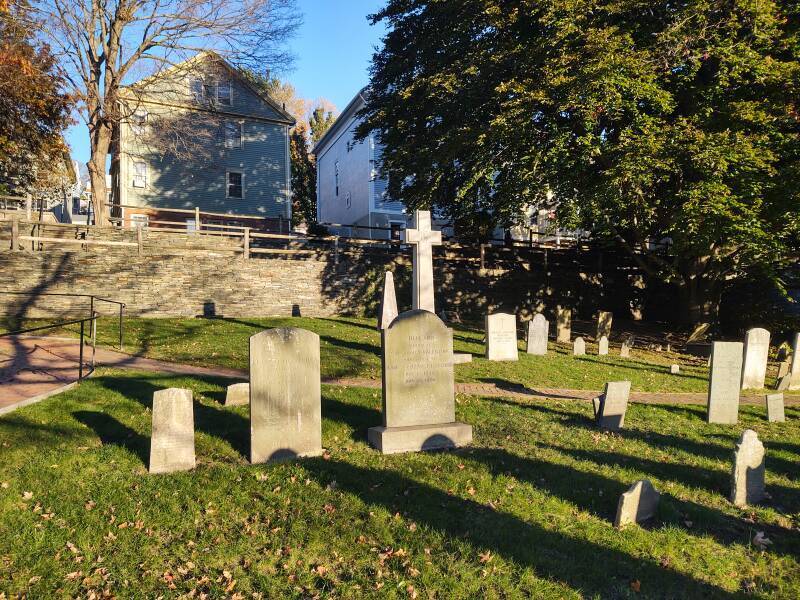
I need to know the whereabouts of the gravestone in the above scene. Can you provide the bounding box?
[790,332,800,390]
[598,336,609,356]
[556,307,572,343]
[573,337,585,356]
[596,311,613,339]
[776,373,791,391]
[706,341,744,424]
[225,382,249,407]
[766,393,785,423]
[614,480,660,528]
[730,429,765,507]
[453,352,473,364]
[406,210,442,314]
[620,336,633,358]
[592,381,631,431]
[670,364,680,375]
[741,328,770,390]
[377,271,399,330]
[250,328,322,463]
[368,310,472,454]
[149,388,195,474]
[777,360,789,380]
[485,312,519,361]
[526,313,548,356]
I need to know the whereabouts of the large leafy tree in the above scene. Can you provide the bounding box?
[359,0,800,326]
[308,106,336,144]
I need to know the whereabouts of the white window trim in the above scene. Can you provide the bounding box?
[132,160,147,188]
[226,169,245,199]
[224,121,243,149]
[217,81,233,106]
[190,78,205,102]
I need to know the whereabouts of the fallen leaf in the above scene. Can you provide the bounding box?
[753,531,773,550]
[479,551,493,564]
[630,580,641,593]
[22,491,33,500]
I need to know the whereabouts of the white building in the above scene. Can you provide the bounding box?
[312,88,408,240]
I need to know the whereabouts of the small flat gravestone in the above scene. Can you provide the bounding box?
[368,310,472,454]
[556,307,571,343]
[573,337,586,356]
[741,327,770,390]
[598,335,609,356]
[377,271,399,330]
[766,393,785,423]
[149,388,195,474]
[485,312,519,361]
[592,381,631,431]
[670,364,680,375]
[526,313,548,356]
[225,382,249,406]
[250,328,322,463]
[730,429,765,507]
[596,311,613,339]
[453,352,473,365]
[707,341,744,424]
[614,480,660,528]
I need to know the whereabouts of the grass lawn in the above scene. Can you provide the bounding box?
[1,370,799,597]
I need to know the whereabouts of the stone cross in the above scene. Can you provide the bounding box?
[766,393,785,423]
[378,271,399,330]
[730,429,765,507]
[707,341,743,424]
[614,480,660,528]
[598,336,609,356]
[405,210,442,314]
[741,328,770,390]
[149,388,195,474]
[573,337,585,356]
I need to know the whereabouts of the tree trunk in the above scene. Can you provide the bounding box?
[679,274,722,328]
[87,121,112,227]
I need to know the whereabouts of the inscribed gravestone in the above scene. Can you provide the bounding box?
[596,311,613,339]
[225,382,249,407]
[149,388,195,474]
[670,364,680,375]
[406,210,442,314]
[592,381,631,431]
[378,271,399,330]
[486,312,519,361]
[250,328,322,463]
[526,313,548,356]
[598,336,609,356]
[730,429,765,507]
[766,393,785,423]
[741,328,770,389]
[573,337,585,356]
[614,480,660,528]
[368,310,472,454]
[556,307,571,343]
[707,341,743,424]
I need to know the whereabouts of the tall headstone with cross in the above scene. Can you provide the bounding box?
[406,210,442,314]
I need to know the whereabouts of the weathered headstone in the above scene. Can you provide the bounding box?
[406,210,442,314]
[766,393,785,423]
[225,382,249,407]
[670,364,680,375]
[598,335,609,356]
[741,327,770,390]
[149,388,195,474]
[730,429,765,507]
[556,307,571,343]
[790,332,800,391]
[526,313,548,356]
[777,360,789,380]
[250,328,322,463]
[620,336,634,358]
[596,311,613,339]
[592,381,631,431]
[453,352,473,364]
[706,341,744,424]
[485,312,519,361]
[377,271,399,330]
[369,310,472,454]
[776,373,791,391]
[573,337,585,356]
[614,480,660,528]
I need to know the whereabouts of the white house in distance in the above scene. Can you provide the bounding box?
[312,88,408,240]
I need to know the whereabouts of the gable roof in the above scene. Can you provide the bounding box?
[312,87,368,156]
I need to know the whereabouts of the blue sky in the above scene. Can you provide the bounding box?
[65,0,387,164]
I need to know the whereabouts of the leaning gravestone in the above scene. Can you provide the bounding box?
[225,382,249,407]
[556,307,572,343]
[368,310,472,454]
[741,327,770,389]
[598,336,609,356]
[707,341,744,424]
[377,271,399,330]
[596,311,613,339]
[592,381,631,431]
[485,312,519,361]
[766,393,785,423]
[149,388,195,474]
[526,313,548,356]
[614,480,660,528]
[730,429,765,507]
[776,373,791,391]
[250,328,322,463]
[573,337,586,356]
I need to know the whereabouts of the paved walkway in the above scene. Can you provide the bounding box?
[2,335,797,415]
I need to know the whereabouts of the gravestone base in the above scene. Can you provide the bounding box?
[368,422,473,455]
[453,353,473,364]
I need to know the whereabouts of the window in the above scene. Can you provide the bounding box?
[132,161,147,188]
[226,171,243,198]
[217,81,232,106]
[345,191,351,209]
[224,121,242,148]
[131,110,147,135]
[334,161,339,197]
[130,214,149,228]
[190,79,204,102]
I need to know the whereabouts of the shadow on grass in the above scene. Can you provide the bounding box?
[73,410,149,465]
[322,395,381,442]
[477,378,592,400]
